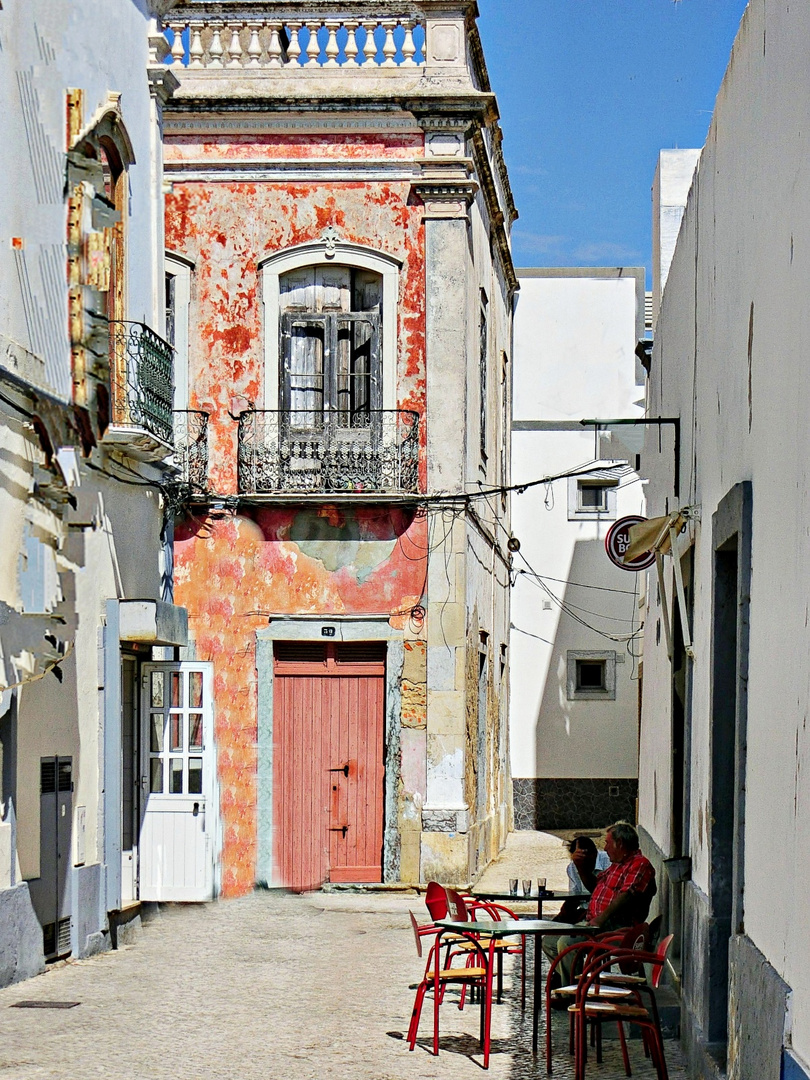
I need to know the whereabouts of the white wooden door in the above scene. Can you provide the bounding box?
[139,663,216,901]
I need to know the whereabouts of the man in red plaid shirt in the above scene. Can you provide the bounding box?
[545,821,657,984]
[580,821,656,929]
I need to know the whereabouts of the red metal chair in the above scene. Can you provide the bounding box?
[424,880,449,921]
[406,910,493,1065]
[422,882,475,971]
[544,929,631,1073]
[458,892,527,1008]
[568,935,675,1080]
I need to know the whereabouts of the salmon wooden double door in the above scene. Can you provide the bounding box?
[273,641,386,891]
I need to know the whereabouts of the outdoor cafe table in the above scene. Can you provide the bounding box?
[470,888,590,919]
[435,918,596,1058]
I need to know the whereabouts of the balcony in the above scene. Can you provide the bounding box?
[104,321,174,462]
[162,9,427,71]
[156,2,482,91]
[173,410,209,490]
[237,409,419,496]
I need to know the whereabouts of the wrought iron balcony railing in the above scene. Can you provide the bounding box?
[173,410,209,491]
[237,409,419,495]
[110,321,174,449]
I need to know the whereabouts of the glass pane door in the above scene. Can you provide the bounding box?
[147,668,205,797]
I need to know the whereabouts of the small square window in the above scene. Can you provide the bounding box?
[576,659,606,691]
[568,475,619,520]
[578,484,609,512]
[567,651,617,700]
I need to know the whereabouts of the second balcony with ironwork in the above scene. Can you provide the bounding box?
[104,321,175,462]
[173,410,209,491]
[237,409,419,496]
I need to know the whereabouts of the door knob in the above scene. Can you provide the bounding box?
[329,825,349,838]
[329,764,349,777]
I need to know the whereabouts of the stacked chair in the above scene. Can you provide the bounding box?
[406,881,526,1068]
[544,919,674,1080]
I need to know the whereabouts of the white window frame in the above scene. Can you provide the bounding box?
[567,476,619,521]
[259,240,400,411]
[165,251,194,411]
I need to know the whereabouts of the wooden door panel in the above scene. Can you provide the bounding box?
[275,673,329,893]
[273,644,384,890]
[328,673,384,883]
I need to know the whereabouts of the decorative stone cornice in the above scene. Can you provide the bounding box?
[412,157,477,218]
[148,27,180,103]
[148,65,180,105]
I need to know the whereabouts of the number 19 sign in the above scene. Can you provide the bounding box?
[605,515,656,571]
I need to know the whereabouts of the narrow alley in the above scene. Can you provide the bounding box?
[0,891,687,1080]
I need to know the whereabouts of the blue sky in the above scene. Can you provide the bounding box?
[478,0,749,279]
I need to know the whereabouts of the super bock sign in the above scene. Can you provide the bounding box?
[605,515,656,571]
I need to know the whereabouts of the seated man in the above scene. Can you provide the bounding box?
[544,820,656,984]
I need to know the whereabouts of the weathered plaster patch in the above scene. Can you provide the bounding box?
[420,833,468,886]
[165,132,424,164]
[165,178,425,498]
[401,679,427,728]
[402,638,426,681]
[173,507,426,895]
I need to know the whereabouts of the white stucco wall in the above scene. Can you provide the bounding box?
[0,0,171,917]
[639,0,810,1057]
[651,149,701,329]
[0,0,164,397]
[510,271,645,781]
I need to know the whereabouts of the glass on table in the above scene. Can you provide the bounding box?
[537,877,547,894]
[508,878,519,896]
[522,879,532,896]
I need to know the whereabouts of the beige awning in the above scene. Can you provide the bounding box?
[623,512,685,564]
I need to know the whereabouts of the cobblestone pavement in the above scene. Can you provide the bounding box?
[0,891,689,1080]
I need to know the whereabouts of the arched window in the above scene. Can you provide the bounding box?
[279,265,382,428]
[259,238,400,417]
[99,138,125,325]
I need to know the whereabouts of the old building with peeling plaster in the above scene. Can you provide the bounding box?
[161,0,517,893]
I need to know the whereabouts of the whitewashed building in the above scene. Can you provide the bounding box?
[0,0,187,982]
[638,2,810,1076]
[510,268,646,831]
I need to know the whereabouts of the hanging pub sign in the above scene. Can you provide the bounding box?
[605,515,656,571]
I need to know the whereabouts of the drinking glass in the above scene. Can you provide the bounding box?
[508,878,519,896]
[522,879,532,896]
[537,877,547,895]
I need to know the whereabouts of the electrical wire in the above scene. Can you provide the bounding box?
[516,550,643,644]
[515,568,637,597]
[510,623,556,647]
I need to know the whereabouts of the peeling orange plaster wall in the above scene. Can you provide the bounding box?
[166,137,428,896]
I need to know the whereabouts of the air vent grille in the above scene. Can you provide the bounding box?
[40,759,56,794]
[57,918,71,954]
[42,922,56,956]
[335,643,386,665]
[274,642,327,664]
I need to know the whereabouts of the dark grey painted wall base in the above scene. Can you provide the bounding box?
[513,777,638,830]
[728,933,789,1080]
[0,883,45,988]
[639,824,792,1080]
